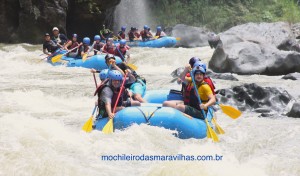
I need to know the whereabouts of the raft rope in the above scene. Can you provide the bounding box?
[135,107,161,124]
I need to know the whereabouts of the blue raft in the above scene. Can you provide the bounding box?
[114,37,177,48]
[94,89,214,139]
[48,54,122,70]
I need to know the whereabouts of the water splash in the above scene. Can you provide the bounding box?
[114,0,154,33]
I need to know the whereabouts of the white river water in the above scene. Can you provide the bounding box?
[0,44,299,176]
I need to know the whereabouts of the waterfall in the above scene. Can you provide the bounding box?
[113,0,154,34]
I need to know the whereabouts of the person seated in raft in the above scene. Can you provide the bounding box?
[100,24,113,41]
[93,35,104,55]
[128,27,140,42]
[43,33,60,56]
[117,62,147,103]
[155,26,166,39]
[140,25,153,41]
[96,70,141,119]
[114,39,131,63]
[63,33,80,58]
[163,64,216,120]
[102,38,115,54]
[79,37,92,59]
[117,26,126,40]
[51,27,68,46]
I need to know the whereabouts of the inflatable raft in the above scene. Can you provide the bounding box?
[48,54,122,70]
[94,89,214,139]
[114,37,177,48]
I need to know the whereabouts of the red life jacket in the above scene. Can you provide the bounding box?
[183,82,207,110]
[186,73,216,95]
[103,44,115,54]
[118,31,126,39]
[68,41,79,52]
[128,31,135,40]
[94,42,104,51]
[140,30,150,40]
[94,79,127,117]
[114,45,127,61]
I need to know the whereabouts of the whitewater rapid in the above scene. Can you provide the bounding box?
[0,44,299,176]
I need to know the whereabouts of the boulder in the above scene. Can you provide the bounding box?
[216,83,292,114]
[286,102,300,118]
[282,72,300,80]
[209,22,300,75]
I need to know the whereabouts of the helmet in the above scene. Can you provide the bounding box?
[108,70,123,81]
[105,54,115,62]
[193,61,207,71]
[120,39,126,45]
[52,27,59,31]
[72,33,77,38]
[83,37,90,45]
[192,65,206,76]
[121,26,126,31]
[189,57,201,67]
[99,69,109,80]
[157,26,162,31]
[44,33,50,36]
[144,25,148,30]
[107,38,113,42]
[94,35,101,40]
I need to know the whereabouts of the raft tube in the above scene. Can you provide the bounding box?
[114,37,177,48]
[143,89,183,103]
[94,106,213,139]
[48,54,122,70]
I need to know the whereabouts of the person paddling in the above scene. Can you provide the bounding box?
[64,34,80,58]
[100,24,113,41]
[79,37,91,59]
[43,33,60,56]
[114,39,131,63]
[140,25,153,41]
[93,35,104,55]
[52,27,68,46]
[117,26,126,40]
[155,26,166,39]
[102,38,115,54]
[163,64,216,119]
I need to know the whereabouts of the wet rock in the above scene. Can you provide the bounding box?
[216,83,293,114]
[209,22,300,75]
[282,72,300,80]
[286,102,300,118]
[168,24,210,48]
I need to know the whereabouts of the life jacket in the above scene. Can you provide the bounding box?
[186,73,216,95]
[183,82,208,110]
[114,45,127,60]
[94,79,127,117]
[128,31,135,41]
[79,45,89,53]
[140,30,150,40]
[68,41,79,52]
[118,31,126,39]
[103,44,115,54]
[94,42,104,51]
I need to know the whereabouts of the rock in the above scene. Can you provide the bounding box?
[216,83,292,114]
[0,0,120,43]
[169,24,210,48]
[282,72,300,80]
[209,22,300,75]
[286,102,300,118]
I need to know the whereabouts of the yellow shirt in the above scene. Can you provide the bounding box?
[187,79,212,102]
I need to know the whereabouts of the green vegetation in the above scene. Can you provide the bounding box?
[149,0,300,32]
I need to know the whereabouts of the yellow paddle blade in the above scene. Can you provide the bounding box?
[212,118,225,134]
[207,128,212,138]
[205,119,219,142]
[82,53,88,62]
[176,37,181,41]
[127,63,138,71]
[154,36,159,39]
[82,116,93,132]
[219,104,242,119]
[102,119,113,134]
[51,54,63,63]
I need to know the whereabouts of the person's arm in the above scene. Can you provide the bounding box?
[179,65,191,82]
[111,61,125,75]
[64,41,71,51]
[200,94,216,110]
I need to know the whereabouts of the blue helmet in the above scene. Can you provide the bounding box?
[189,57,201,67]
[99,69,109,80]
[108,70,123,81]
[120,39,126,45]
[83,37,90,45]
[193,61,207,71]
[72,33,77,38]
[157,26,162,31]
[94,35,101,41]
[144,25,148,30]
[192,65,206,76]
[121,26,126,31]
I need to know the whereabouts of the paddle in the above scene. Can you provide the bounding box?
[217,102,241,119]
[190,71,219,142]
[82,106,97,132]
[82,41,96,62]
[51,44,82,63]
[115,44,138,71]
[102,73,128,134]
